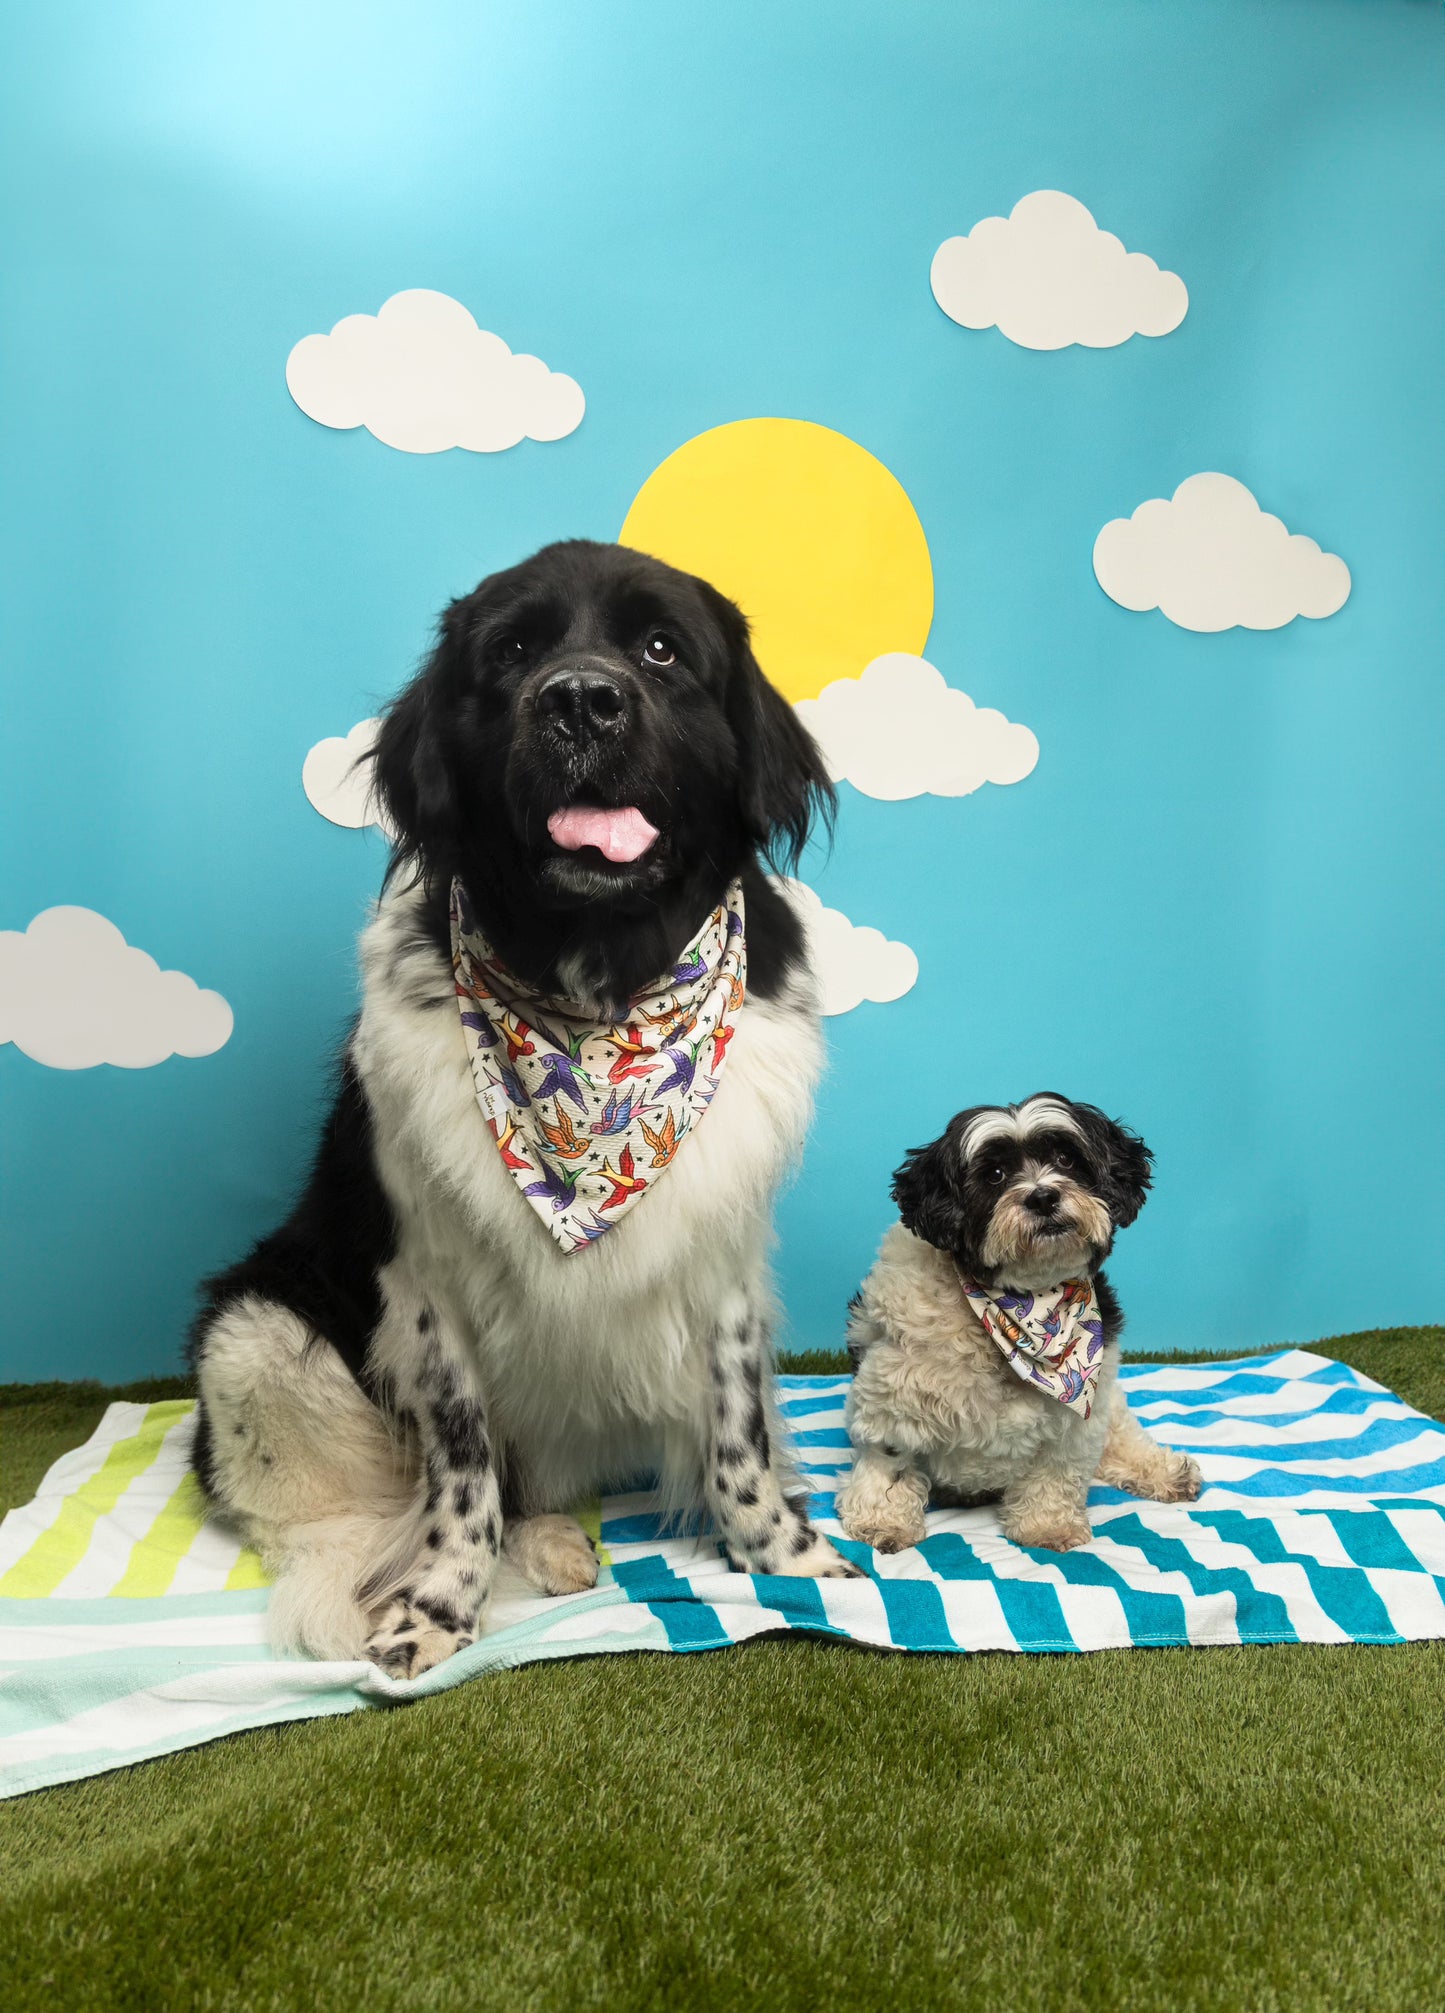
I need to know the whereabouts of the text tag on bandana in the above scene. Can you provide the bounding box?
[450,877,747,1254]
[959,1275,1106,1418]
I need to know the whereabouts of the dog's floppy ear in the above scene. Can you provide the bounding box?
[701,582,836,873]
[891,1133,967,1253]
[373,599,471,876]
[1074,1103,1153,1230]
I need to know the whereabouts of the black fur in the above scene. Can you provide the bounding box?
[891,1093,1152,1291]
[188,1052,397,1390]
[189,540,833,1435]
[373,538,833,1013]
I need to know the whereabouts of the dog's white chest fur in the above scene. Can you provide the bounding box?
[353,884,822,1499]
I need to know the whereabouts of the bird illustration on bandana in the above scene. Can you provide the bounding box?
[533,1049,590,1113]
[959,1276,1106,1418]
[522,1159,578,1216]
[639,1110,680,1168]
[598,1144,648,1211]
[594,1086,641,1136]
[603,1025,655,1084]
[499,1013,536,1065]
[451,878,747,1253]
[491,1117,531,1174]
[538,1108,592,1160]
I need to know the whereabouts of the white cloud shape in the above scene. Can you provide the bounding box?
[1092,472,1352,632]
[930,190,1187,351]
[795,655,1039,802]
[0,908,233,1070]
[285,289,585,453]
[772,880,918,1016]
[302,718,394,836]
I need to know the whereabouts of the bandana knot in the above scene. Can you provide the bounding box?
[450,878,746,1253]
[958,1274,1106,1418]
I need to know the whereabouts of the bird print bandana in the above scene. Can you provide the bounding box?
[450,877,746,1253]
[959,1276,1106,1418]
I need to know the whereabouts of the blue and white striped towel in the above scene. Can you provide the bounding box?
[4,1349,1445,1798]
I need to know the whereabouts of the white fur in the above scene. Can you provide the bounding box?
[959,1095,1083,1159]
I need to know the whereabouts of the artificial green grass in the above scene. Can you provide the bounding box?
[2,1327,1443,2012]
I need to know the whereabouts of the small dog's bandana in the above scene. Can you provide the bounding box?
[449,876,746,1253]
[958,1276,1106,1418]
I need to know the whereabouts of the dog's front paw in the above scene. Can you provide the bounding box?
[1155,1451,1204,1503]
[1002,1510,1092,1553]
[364,1594,477,1678]
[728,1525,864,1580]
[504,1513,599,1596]
[799,1535,867,1579]
[839,1511,926,1556]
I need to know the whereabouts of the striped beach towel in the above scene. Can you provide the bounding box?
[5,1349,1445,1799]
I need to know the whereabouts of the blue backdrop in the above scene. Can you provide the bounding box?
[2,1,1442,1380]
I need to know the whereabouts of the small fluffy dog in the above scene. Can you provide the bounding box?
[190,539,858,1678]
[838,1094,1201,1554]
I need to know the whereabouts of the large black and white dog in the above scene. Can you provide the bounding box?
[191,540,857,1677]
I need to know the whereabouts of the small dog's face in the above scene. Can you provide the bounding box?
[373,539,830,915]
[891,1094,1152,1290]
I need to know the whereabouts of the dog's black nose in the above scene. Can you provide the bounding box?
[1025,1185,1060,1219]
[536,669,628,740]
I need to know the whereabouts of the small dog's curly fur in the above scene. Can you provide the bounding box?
[838,1094,1201,1555]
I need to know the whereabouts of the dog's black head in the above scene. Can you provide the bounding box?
[891,1094,1152,1289]
[373,539,833,1007]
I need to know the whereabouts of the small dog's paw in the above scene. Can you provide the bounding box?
[364,1594,476,1679]
[505,1514,599,1596]
[840,1514,926,1556]
[1002,1512,1092,1554]
[1156,1452,1204,1503]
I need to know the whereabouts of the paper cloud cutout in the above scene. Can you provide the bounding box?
[286,289,585,454]
[773,880,919,1016]
[302,718,394,836]
[796,655,1039,802]
[0,908,233,1069]
[1093,473,1352,632]
[931,190,1187,351]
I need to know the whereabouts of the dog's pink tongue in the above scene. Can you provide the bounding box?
[547,805,660,863]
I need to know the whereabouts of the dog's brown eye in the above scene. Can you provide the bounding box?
[1056,1150,1074,1171]
[642,633,676,668]
[984,1162,1006,1185]
[495,635,526,665]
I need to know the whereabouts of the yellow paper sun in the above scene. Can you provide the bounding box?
[619,418,933,703]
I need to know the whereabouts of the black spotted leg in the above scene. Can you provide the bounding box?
[706,1301,861,1580]
[365,1302,502,1678]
